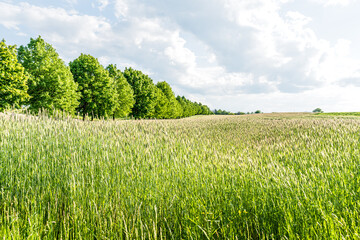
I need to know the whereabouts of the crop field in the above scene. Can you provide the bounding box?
[316,112,360,117]
[0,113,360,239]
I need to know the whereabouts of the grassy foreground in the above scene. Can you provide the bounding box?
[0,113,360,239]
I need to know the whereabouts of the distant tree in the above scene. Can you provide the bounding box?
[17,36,79,114]
[106,64,134,119]
[177,96,194,117]
[70,54,117,120]
[123,68,157,119]
[312,108,323,113]
[236,112,245,115]
[0,40,29,111]
[202,105,212,115]
[156,81,181,118]
[213,109,234,115]
[193,102,202,115]
[176,96,186,117]
[175,96,212,117]
[255,110,262,114]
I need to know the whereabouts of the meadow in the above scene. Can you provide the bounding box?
[316,112,360,117]
[0,112,359,239]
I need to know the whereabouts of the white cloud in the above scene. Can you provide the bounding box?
[64,0,78,5]
[313,39,360,83]
[2,0,360,111]
[114,0,129,18]
[111,0,360,98]
[0,1,114,62]
[164,32,196,68]
[204,84,360,112]
[309,0,356,7]
[97,0,109,11]
[221,0,360,92]
[0,2,112,41]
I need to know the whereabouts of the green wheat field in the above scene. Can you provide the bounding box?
[1,113,360,239]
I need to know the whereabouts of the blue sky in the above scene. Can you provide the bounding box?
[1,0,360,112]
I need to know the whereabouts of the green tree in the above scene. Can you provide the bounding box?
[312,108,323,113]
[0,40,29,111]
[176,96,186,117]
[154,87,168,119]
[123,68,157,119]
[106,64,135,119]
[17,36,79,114]
[236,111,245,115]
[214,109,234,115]
[198,103,212,115]
[69,54,117,120]
[156,81,182,118]
[176,96,197,117]
[193,102,202,115]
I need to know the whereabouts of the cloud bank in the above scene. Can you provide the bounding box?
[1,0,360,112]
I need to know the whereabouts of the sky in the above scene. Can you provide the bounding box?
[1,0,360,113]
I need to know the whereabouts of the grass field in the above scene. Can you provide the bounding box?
[0,112,360,239]
[316,112,360,117]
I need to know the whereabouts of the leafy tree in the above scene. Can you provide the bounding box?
[70,54,117,120]
[213,109,234,115]
[236,111,245,115]
[156,81,181,118]
[200,104,212,115]
[154,87,168,119]
[193,102,203,115]
[106,64,134,119]
[255,110,262,114]
[0,40,29,111]
[176,96,187,117]
[312,108,323,113]
[176,96,197,117]
[123,68,157,119]
[17,36,79,114]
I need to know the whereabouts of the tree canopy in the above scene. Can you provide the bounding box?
[17,36,79,114]
[70,54,117,120]
[123,68,157,119]
[0,40,29,111]
[156,81,182,118]
[106,64,135,119]
[1,36,213,120]
[313,108,323,113]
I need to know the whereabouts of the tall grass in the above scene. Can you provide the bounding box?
[0,112,359,239]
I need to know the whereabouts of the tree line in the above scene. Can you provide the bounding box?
[213,109,262,115]
[0,36,212,120]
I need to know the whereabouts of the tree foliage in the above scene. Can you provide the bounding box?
[313,108,323,113]
[106,64,135,119]
[70,54,117,120]
[0,40,29,111]
[213,109,234,115]
[1,36,213,120]
[123,68,157,119]
[156,81,182,118]
[17,36,79,114]
[154,87,168,119]
[176,96,208,118]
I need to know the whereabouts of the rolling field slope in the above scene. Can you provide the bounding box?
[0,113,359,239]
